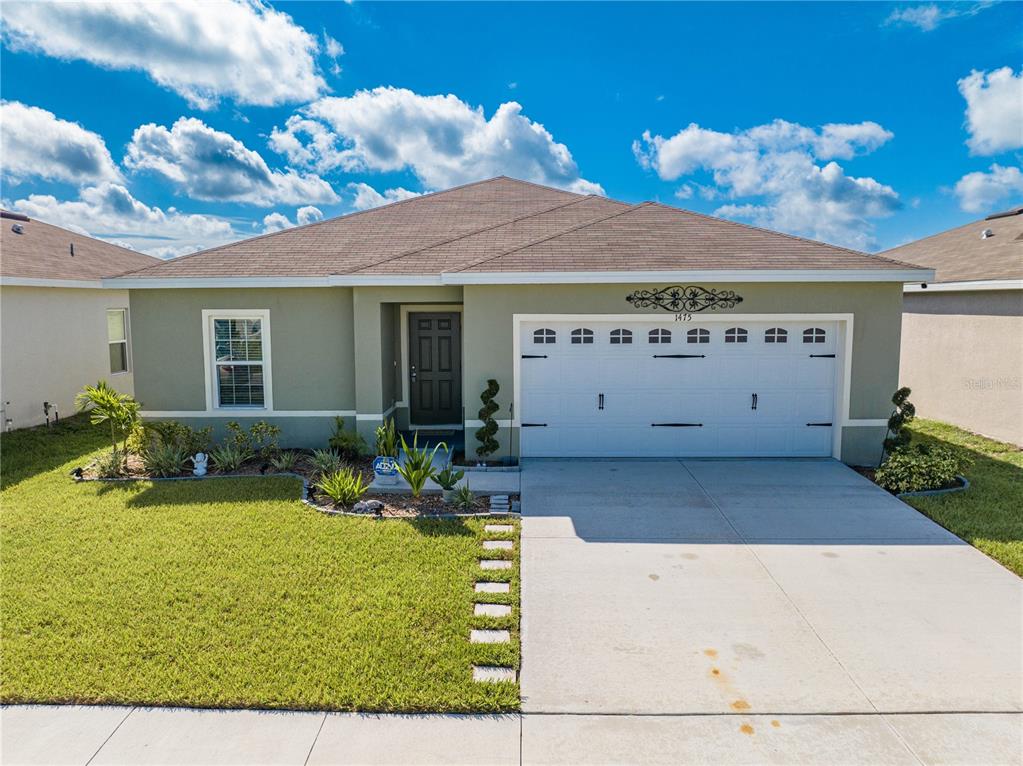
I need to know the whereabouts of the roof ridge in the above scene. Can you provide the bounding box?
[446,201,646,273]
[644,201,923,270]
[344,195,598,275]
[114,176,525,278]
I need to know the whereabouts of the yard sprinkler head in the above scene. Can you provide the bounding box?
[70,467,83,480]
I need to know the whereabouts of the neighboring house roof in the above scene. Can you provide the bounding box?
[0,211,159,284]
[110,176,928,285]
[883,207,1023,284]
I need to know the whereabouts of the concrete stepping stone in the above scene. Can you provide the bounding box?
[472,666,516,683]
[484,524,514,533]
[475,603,512,617]
[475,582,510,593]
[480,559,512,570]
[482,540,514,551]
[470,629,510,644]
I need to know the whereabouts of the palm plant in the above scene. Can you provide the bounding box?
[75,381,140,466]
[397,432,447,498]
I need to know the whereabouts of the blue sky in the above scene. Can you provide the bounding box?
[1,1,1020,258]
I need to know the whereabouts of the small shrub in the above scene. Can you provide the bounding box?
[397,432,446,498]
[75,381,140,464]
[452,484,475,511]
[875,444,970,494]
[141,442,189,477]
[225,421,280,460]
[375,417,399,458]
[433,465,465,490]
[128,421,212,457]
[329,417,368,461]
[309,448,344,476]
[882,387,916,460]
[94,449,123,478]
[474,379,500,463]
[209,443,252,473]
[315,467,371,508]
[269,450,301,473]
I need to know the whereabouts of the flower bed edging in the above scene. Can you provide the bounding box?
[897,475,970,499]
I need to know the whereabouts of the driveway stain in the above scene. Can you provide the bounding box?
[739,724,755,735]
[732,643,765,660]
[703,648,718,658]
[822,552,839,558]
[771,720,781,728]
[730,699,751,711]
[648,574,660,581]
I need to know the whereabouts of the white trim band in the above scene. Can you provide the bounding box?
[141,410,356,419]
[1,277,106,289]
[904,279,1022,293]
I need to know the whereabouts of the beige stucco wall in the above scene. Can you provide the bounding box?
[901,290,1022,446]
[0,285,135,429]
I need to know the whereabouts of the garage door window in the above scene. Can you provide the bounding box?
[571,328,594,344]
[610,328,633,344]
[533,328,557,344]
[687,328,710,344]
[803,327,827,343]
[765,327,788,344]
[648,328,671,344]
[725,327,748,343]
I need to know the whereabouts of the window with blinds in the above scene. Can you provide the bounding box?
[213,318,265,407]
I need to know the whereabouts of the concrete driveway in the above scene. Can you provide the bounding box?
[520,459,1022,762]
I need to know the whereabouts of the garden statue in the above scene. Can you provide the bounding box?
[191,452,208,477]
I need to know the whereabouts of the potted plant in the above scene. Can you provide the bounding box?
[433,465,465,502]
[373,417,400,485]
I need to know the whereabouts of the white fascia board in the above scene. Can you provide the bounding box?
[904,278,1023,293]
[444,269,935,285]
[103,276,331,289]
[328,274,445,286]
[1,277,105,288]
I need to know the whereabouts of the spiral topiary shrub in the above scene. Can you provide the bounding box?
[475,379,500,463]
[882,386,916,462]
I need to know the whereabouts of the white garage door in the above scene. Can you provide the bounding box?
[519,320,839,458]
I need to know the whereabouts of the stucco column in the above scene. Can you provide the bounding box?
[352,288,386,442]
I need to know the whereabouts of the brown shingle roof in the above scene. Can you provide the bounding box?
[0,212,159,281]
[115,177,925,281]
[882,208,1023,283]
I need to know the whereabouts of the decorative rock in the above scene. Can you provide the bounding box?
[485,524,514,533]
[480,559,512,570]
[475,582,510,594]
[470,629,510,644]
[475,603,512,617]
[473,666,516,683]
[482,540,514,550]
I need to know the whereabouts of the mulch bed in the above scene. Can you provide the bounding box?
[305,493,496,518]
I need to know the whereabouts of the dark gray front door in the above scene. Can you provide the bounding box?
[409,312,462,425]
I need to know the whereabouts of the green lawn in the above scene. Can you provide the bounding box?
[904,419,1023,576]
[0,416,520,712]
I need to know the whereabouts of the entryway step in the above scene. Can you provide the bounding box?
[470,629,510,644]
[474,582,510,594]
[480,559,512,570]
[474,603,512,617]
[482,540,514,551]
[472,665,516,683]
[484,524,514,533]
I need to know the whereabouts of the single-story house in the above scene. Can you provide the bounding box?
[885,207,1022,446]
[0,211,159,430]
[105,177,931,465]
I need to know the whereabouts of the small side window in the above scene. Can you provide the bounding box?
[610,328,633,345]
[765,327,788,344]
[725,327,748,344]
[648,328,671,344]
[686,328,710,344]
[533,328,556,344]
[571,328,594,344]
[107,309,129,374]
[803,327,826,344]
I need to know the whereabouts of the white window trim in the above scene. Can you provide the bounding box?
[107,307,130,375]
[201,309,273,413]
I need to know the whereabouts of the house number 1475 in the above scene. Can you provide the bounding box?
[674,312,693,321]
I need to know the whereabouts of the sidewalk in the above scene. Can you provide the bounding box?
[3,705,1020,765]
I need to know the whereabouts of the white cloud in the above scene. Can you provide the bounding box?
[0,100,122,185]
[0,0,328,109]
[259,205,325,233]
[348,182,422,211]
[297,205,324,225]
[953,163,1023,213]
[125,117,338,206]
[884,2,993,32]
[269,86,602,194]
[7,183,236,258]
[323,31,344,75]
[633,119,900,250]
[958,67,1023,155]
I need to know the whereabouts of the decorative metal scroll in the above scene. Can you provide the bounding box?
[626,285,743,314]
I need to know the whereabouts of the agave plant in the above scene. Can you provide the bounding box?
[315,467,371,507]
[397,432,448,498]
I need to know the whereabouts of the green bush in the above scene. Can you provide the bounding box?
[375,417,399,458]
[397,432,446,498]
[141,442,189,478]
[225,421,280,461]
[474,379,500,462]
[309,448,344,477]
[209,443,252,473]
[315,466,371,508]
[452,484,475,511]
[75,381,140,464]
[328,417,368,461]
[269,450,301,473]
[433,465,464,490]
[128,421,212,457]
[875,444,970,494]
[94,449,123,478]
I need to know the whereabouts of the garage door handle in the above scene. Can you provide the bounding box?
[652,354,705,359]
[521,422,548,427]
[806,422,833,427]
[651,423,703,427]
[809,354,835,358]
[521,354,548,359]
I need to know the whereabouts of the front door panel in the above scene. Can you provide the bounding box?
[409,312,462,425]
